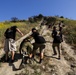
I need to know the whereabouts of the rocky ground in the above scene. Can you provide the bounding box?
[0,26,76,75]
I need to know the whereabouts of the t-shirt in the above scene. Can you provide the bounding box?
[52,30,62,43]
[4,26,17,40]
[31,32,46,44]
[53,35,61,43]
[52,30,57,38]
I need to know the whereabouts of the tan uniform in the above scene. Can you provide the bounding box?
[22,41,33,55]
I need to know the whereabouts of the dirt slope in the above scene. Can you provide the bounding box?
[0,26,76,75]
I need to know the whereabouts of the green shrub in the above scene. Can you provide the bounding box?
[63,20,76,45]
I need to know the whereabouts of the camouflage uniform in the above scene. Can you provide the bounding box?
[22,41,33,55]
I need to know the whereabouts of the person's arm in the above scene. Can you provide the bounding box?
[16,28,24,36]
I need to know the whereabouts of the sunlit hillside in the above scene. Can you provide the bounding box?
[0,15,76,49]
[0,21,38,48]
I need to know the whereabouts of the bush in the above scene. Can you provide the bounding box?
[63,20,76,45]
[11,17,19,22]
[60,16,64,18]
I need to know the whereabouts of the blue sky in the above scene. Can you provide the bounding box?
[0,0,76,22]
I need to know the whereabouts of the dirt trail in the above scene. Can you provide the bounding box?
[0,26,76,75]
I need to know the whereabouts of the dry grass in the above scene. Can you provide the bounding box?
[0,21,38,49]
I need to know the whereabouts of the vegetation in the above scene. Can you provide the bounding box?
[11,17,19,22]
[0,21,38,48]
[28,14,43,23]
[54,17,76,47]
[63,19,76,46]
[0,14,76,48]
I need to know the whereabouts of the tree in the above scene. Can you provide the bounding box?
[60,16,64,18]
[28,17,34,23]
[37,14,43,19]
[11,17,19,22]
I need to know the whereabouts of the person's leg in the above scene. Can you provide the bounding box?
[29,43,38,58]
[57,43,60,59]
[9,39,16,62]
[5,51,9,61]
[19,46,22,54]
[4,39,9,61]
[11,51,15,61]
[39,44,45,63]
[60,42,64,50]
[29,53,33,59]
[40,52,44,59]
[29,43,38,64]
[52,43,57,55]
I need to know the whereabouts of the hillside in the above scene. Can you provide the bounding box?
[0,16,76,75]
[0,25,76,75]
[0,15,76,48]
[0,21,38,49]
[0,16,76,48]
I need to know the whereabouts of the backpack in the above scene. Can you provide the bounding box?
[55,35,62,43]
[4,29,9,38]
[37,36,46,44]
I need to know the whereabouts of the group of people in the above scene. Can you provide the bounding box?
[4,23,63,63]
